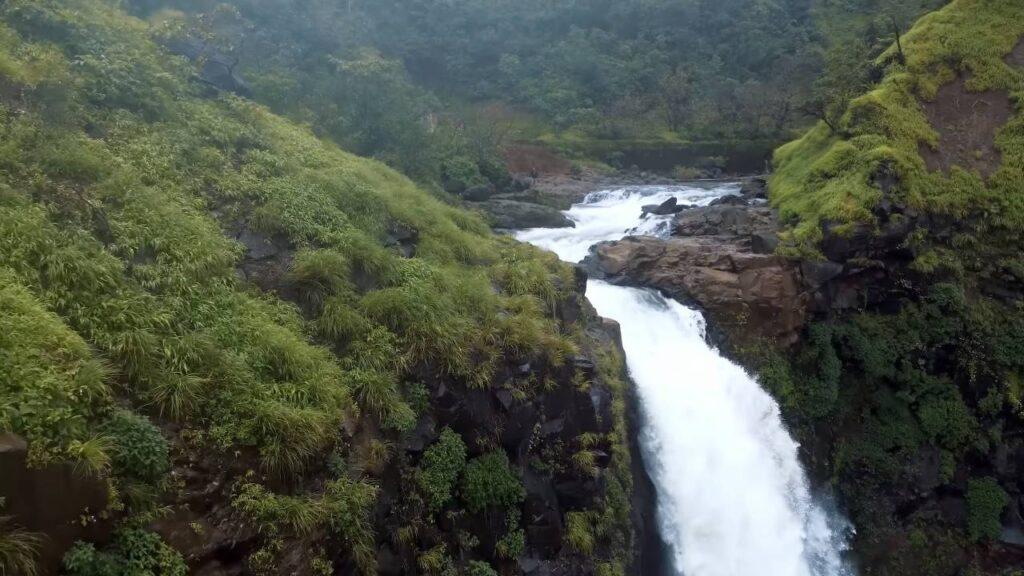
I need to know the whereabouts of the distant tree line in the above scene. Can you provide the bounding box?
[128,0,947,184]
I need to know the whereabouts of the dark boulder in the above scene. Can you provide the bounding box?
[739,177,768,200]
[461,183,497,202]
[750,231,779,254]
[402,414,438,453]
[477,199,574,230]
[640,197,686,217]
[512,175,535,192]
[673,205,774,238]
[163,38,251,96]
[708,194,748,207]
[800,260,845,288]
[385,221,418,258]
[232,226,295,294]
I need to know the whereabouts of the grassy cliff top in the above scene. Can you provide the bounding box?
[770,0,1024,269]
[0,2,585,570]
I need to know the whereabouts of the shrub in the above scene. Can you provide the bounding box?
[232,478,377,573]
[289,249,353,310]
[461,451,524,513]
[0,515,43,576]
[441,156,486,194]
[63,529,186,576]
[966,477,1008,542]
[348,368,413,430]
[565,511,597,555]
[495,510,525,559]
[417,428,467,513]
[466,560,498,576]
[100,409,169,484]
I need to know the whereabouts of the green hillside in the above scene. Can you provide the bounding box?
[765,1,1024,573]
[0,1,631,574]
[772,0,1024,266]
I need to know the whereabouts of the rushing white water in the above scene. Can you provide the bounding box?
[516,184,853,576]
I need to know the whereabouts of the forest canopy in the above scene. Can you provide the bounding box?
[124,0,946,184]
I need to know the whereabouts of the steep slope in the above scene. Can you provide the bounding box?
[0,1,642,575]
[765,1,1024,573]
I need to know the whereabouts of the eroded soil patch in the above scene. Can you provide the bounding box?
[1006,37,1024,68]
[918,78,1012,179]
[503,144,572,175]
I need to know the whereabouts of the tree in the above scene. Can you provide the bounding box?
[659,67,694,133]
[808,38,873,134]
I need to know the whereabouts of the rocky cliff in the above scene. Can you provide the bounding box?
[586,2,1024,573]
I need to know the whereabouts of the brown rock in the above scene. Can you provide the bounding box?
[592,236,807,346]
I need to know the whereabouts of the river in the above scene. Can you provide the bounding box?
[515,184,854,576]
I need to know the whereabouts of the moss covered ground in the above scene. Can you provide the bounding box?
[771,0,1024,264]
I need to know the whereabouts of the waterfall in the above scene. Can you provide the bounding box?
[516,184,853,576]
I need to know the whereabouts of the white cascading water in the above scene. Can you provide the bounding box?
[516,184,853,576]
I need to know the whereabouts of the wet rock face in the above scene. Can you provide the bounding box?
[592,235,807,347]
[586,177,808,347]
[673,204,775,237]
[587,175,931,351]
[0,433,113,575]
[640,196,686,217]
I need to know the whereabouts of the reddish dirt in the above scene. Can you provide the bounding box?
[918,78,1012,180]
[502,144,572,176]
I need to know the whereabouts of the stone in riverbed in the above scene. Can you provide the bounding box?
[478,199,574,229]
[460,183,497,201]
[673,205,774,237]
[640,196,687,217]
[708,194,748,207]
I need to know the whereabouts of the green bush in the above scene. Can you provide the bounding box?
[0,514,44,576]
[100,409,169,484]
[966,477,1008,542]
[441,156,486,194]
[417,428,467,513]
[466,560,498,576]
[461,451,524,514]
[232,478,378,573]
[495,510,525,559]
[63,529,186,576]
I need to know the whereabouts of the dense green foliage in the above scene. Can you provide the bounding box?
[0,0,590,572]
[63,529,186,576]
[460,451,525,514]
[765,2,1024,571]
[101,410,169,484]
[417,427,468,513]
[966,477,1009,542]
[118,0,946,173]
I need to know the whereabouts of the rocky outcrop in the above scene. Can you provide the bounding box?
[640,197,686,217]
[0,434,113,574]
[163,38,251,96]
[587,177,808,348]
[591,235,806,347]
[586,174,933,352]
[478,199,574,229]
